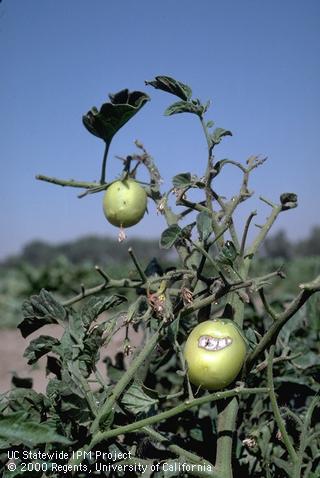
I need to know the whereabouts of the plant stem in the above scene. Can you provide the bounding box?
[90,325,162,433]
[214,290,245,478]
[88,387,269,450]
[267,346,298,463]
[36,175,99,189]
[246,277,320,371]
[240,211,257,256]
[293,394,320,478]
[100,141,110,184]
[142,426,212,467]
[128,247,148,282]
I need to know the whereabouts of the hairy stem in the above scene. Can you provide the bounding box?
[91,325,162,433]
[267,346,298,463]
[88,387,268,450]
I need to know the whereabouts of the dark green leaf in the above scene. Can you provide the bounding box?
[172,173,192,188]
[145,75,192,101]
[121,382,158,415]
[217,241,238,266]
[280,192,298,210]
[160,225,182,249]
[210,127,232,146]
[18,289,65,338]
[164,100,202,116]
[196,211,212,241]
[83,90,150,143]
[24,335,60,365]
[0,412,71,446]
[81,294,127,329]
[46,356,62,378]
[11,375,33,389]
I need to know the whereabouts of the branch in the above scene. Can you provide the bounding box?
[88,387,269,450]
[246,276,320,371]
[36,174,99,189]
[258,288,277,321]
[128,247,148,282]
[240,210,257,256]
[143,426,213,468]
[91,325,163,433]
[267,346,298,463]
[245,200,282,261]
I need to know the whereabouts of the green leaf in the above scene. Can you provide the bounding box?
[0,412,71,447]
[217,241,238,266]
[11,375,33,389]
[81,294,127,329]
[196,211,212,241]
[164,100,202,116]
[121,382,158,415]
[145,75,192,101]
[24,335,60,365]
[206,120,214,128]
[83,89,150,143]
[172,173,192,188]
[18,289,66,338]
[181,222,196,240]
[160,225,182,249]
[210,127,232,146]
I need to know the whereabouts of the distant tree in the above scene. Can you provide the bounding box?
[295,226,320,256]
[262,230,293,259]
[2,236,174,267]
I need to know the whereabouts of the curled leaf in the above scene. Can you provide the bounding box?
[83,89,150,143]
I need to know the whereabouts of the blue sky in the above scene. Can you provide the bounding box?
[1,0,320,259]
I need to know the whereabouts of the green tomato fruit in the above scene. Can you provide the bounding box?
[103,179,147,228]
[183,319,247,391]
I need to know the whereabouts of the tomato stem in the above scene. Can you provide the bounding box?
[100,141,111,184]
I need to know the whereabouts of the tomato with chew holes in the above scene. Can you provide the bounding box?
[183,319,247,391]
[103,179,147,228]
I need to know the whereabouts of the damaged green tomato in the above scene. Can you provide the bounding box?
[183,319,247,391]
[103,178,147,228]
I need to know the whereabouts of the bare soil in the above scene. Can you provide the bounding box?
[0,324,142,394]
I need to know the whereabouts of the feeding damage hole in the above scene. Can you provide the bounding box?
[198,335,232,351]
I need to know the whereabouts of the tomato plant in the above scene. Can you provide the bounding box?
[1,75,319,478]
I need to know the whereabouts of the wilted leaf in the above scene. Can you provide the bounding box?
[172,173,192,188]
[11,375,33,389]
[83,90,150,143]
[0,412,71,446]
[121,382,158,415]
[160,225,182,249]
[217,241,238,266]
[210,128,232,147]
[24,335,60,365]
[18,289,65,338]
[145,75,192,101]
[280,192,298,210]
[164,100,202,116]
[81,294,127,329]
[196,211,212,242]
